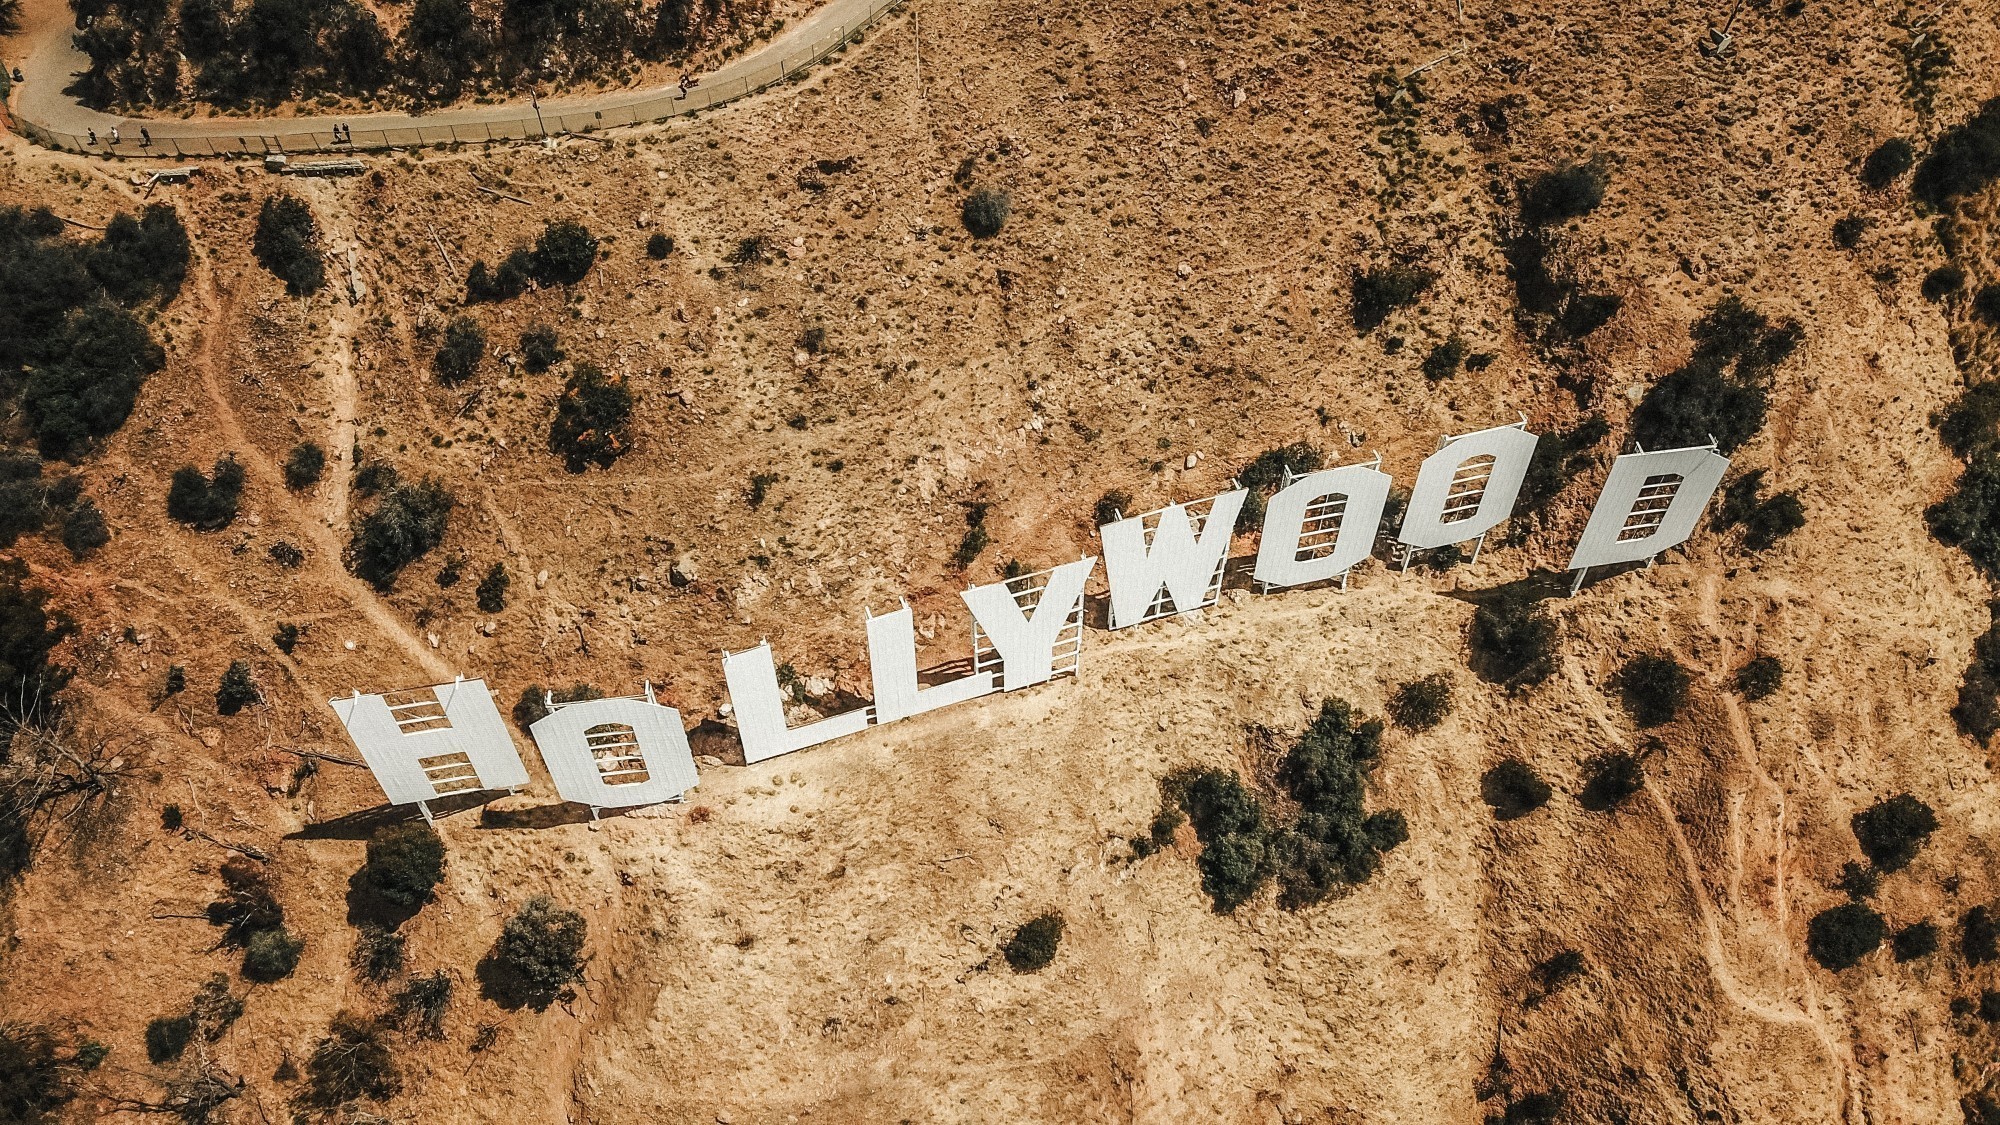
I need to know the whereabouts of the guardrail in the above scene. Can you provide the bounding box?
[11,0,903,158]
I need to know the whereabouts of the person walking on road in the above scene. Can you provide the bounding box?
[108,127,119,145]
[139,126,150,146]
[87,128,97,145]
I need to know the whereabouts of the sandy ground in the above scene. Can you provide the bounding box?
[2,0,2000,1119]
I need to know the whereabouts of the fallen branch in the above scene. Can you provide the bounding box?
[191,830,269,862]
[53,214,105,231]
[476,185,533,206]
[273,745,364,768]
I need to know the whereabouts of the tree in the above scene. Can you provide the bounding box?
[1350,263,1434,332]
[400,0,479,97]
[1421,335,1469,381]
[961,188,1011,238]
[252,195,324,295]
[364,822,446,908]
[1807,902,1884,970]
[0,559,75,713]
[1579,751,1643,812]
[284,441,326,490]
[351,478,454,588]
[645,232,673,259]
[1518,161,1607,227]
[531,220,599,285]
[1928,447,2000,577]
[1467,590,1557,689]
[433,316,485,385]
[1630,297,1800,455]
[216,660,259,715]
[1093,490,1133,527]
[88,205,190,305]
[549,363,633,471]
[24,302,165,460]
[482,895,587,1008]
[0,1022,70,1121]
[145,1013,195,1063]
[1235,442,1322,523]
[393,971,453,1039]
[476,561,510,612]
[60,502,109,560]
[1619,654,1690,727]
[166,455,245,531]
[1388,673,1452,731]
[304,1013,399,1107]
[1851,794,1938,873]
[1913,99,2000,211]
[1735,655,1783,701]
[1002,912,1064,972]
[242,925,304,981]
[519,324,562,373]
[1892,921,1939,962]
[325,2,391,94]
[1480,758,1551,820]
[1861,137,1914,189]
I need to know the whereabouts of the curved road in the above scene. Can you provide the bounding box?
[4,0,899,156]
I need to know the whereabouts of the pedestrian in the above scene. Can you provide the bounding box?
[676,74,690,99]
[109,127,119,145]
[140,126,150,146]
[87,128,97,145]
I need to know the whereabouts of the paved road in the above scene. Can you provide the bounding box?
[5,0,899,155]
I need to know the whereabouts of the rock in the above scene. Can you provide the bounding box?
[697,755,724,768]
[669,557,698,587]
[536,569,550,589]
[426,632,439,648]
[1184,453,1199,469]
[1177,261,1193,278]
[1625,383,1646,404]
[198,728,221,748]
[344,639,357,651]
[1233,87,1247,108]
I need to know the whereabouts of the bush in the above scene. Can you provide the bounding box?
[465,253,530,302]
[393,971,452,1038]
[1481,758,1551,820]
[352,477,453,588]
[304,1013,399,1107]
[1861,137,1915,189]
[1519,161,1607,227]
[511,682,598,729]
[1892,921,1939,962]
[1519,415,1610,511]
[1851,794,1938,873]
[1270,700,1404,909]
[1388,673,1452,731]
[1968,905,2000,966]
[272,622,299,655]
[364,822,445,908]
[25,302,165,460]
[1002,912,1064,972]
[1236,442,1322,524]
[483,895,587,1008]
[1923,265,1967,302]
[531,220,599,286]
[1420,335,1468,381]
[1579,750,1644,812]
[215,660,259,715]
[1500,1090,1568,1125]
[1618,654,1690,727]
[166,455,245,531]
[1735,655,1783,700]
[89,204,190,305]
[1928,447,2000,577]
[1938,383,2000,458]
[252,194,324,295]
[1807,901,1885,970]
[434,316,485,385]
[476,561,510,612]
[1832,215,1868,250]
[1629,296,1800,454]
[1913,99,2000,210]
[550,364,634,472]
[281,443,325,491]
[1351,263,1435,333]
[243,925,305,981]
[1467,589,1558,689]
[1978,286,2000,327]
[1093,489,1133,527]
[207,856,282,945]
[519,324,562,373]
[961,188,1011,238]
[644,232,673,259]
[60,502,109,561]
[352,924,405,983]
[144,1013,195,1063]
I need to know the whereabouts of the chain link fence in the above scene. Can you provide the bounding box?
[12,0,902,159]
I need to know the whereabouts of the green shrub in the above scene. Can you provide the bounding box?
[144,1013,195,1063]
[1350,263,1434,332]
[1927,447,2000,577]
[1630,297,1800,454]
[1480,758,1551,820]
[1913,99,2000,210]
[352,924,405,983]
[243,925,305,981]
[1807,901,1885,970]
[283,441,326,490]
[1002,912,1064,972]
[1861,137,1914,189]
[365,822,445,908]
[1618,654,1690,727]
[1236,442,1322,524]
[1832,215,1868,250]
[1518,161,1606,227]
[1420,335,1468,381]
[1735,655,1783,700]
[531,220,599,285]
[252,194,324,295]
[351,478,454,588]
[483,895,587,1008]
[510,682,599,729]
[1937,383,2000,457]
[1923,264,1967,301]
[1388,673,1452,731]
[748,472,779,508]
[189,973,244,1040]
[476,561,510,612]
[1579,750,1644,812]
[1893,921,1938,962]
[465,253,530,302]
[166,455,245,531]
[644,233,673,259]
[1978,286,2000,326]
[1093,489,1133,526]
[304,1013,399,1107]
[1968,905,2000,966]
[519,324,562,373]
[207,856,282,945]
[434,316,485,385]
[1500,1090,1568,1125]
[1518,415,1610,511]
[961,188,1011,238]
[60,502,109,560]
[1467,590,1558,689]
[549,363,634,472]
[215,660,259,715]
[89,204,190,305]
[272,622,299,655]
[1851,794,1938,873]
[26,302,165,460]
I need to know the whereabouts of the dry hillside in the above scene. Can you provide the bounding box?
[4,0,2000,1120]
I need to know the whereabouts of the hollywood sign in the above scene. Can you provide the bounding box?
[330,421,1728,819]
